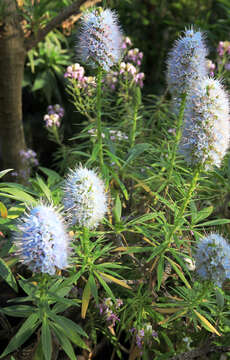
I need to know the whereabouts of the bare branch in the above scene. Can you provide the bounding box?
[25,0,101,51]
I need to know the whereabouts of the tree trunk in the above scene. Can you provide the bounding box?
[0,0,27,182]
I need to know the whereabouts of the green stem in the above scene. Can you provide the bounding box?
[130,89,140,148]
[38,273,49,316]
[168,165,201,244]
[168,93,187,182]
[96,67,103,170]
[82,226,89,256]
[52,125,62,145]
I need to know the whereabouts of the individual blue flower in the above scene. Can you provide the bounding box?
[14,204,70,275]
[194,233,230,286]
[78,8,123,71]
[63,166,107,229]
[166,27,208,96]
[179,77,230,169]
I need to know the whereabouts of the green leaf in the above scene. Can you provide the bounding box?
[38,167,62,184]
[0,258,18,292]
[166,257,191,289]
[110,170,129,200]
[51,323,77,360]
[1,305,35,318]
[123,143,151,167]
[94,271,115,300]
[0,313,40,358]
[88,273,98,305]
[0,188,36,204]
[35,175,52,202]
[157,255,164,290]
[215,288,225,310]
[42,317,52,360]
[194,219,230,227]
[147,243,166,262]
[49,314,88,349]
[126,212,159,226]
[192,206,214,225]
[0,169,13,179]
[113,194,122,223]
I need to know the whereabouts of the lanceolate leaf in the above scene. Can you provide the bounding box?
[193,310,221,336]
[0,313,40,358]
[0,202,7,218]
[166,257,191,289]
[0,258,18,292]
[49,315,89,350]
[81,278,91,319]
[1,305,35,318]
[51,323,77,360]
[41,317,52,360]
[98,271,131,289]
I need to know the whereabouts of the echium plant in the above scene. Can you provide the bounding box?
[14,203,70,274]
[77,7,123,171]
[179,77,230,170]
[1,202,89,359]
[78,8,123,71]
[165,27,209,187]
[194,233,230,287]
[168,77,229,244]
[166,27,208,97]
[63,165,107,229]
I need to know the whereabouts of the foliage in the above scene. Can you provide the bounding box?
[1,2,230,359]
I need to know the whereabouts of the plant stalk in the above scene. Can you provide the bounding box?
[96,67,104,170]
[168,165,201,244]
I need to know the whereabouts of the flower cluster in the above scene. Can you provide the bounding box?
[12,149,39,179]
[217,41,230,56]
[179,77,230,169]
[119,62,145,87]
[125,48,143,66]
[130,323,158,350]
[43,104,64,128]
[62,166,107,229]
[99,297,123,326]
[47,104,64,118]
[166,27,208,96]
[64,63,96,95]
[64,63,84,80]
[20,149,39,167]
[78,8,123,71]
[14,204,70,275]
[194,233,230,286]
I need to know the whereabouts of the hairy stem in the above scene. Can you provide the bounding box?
[96,67,104,170]
[168,165,200,244]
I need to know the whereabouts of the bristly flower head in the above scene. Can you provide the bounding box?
[179,77,230,169]
[194,233,230,286]
[63,166,107,229]
[14,204,70,275]
[78,7,123,71]
[166,27,208,96]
